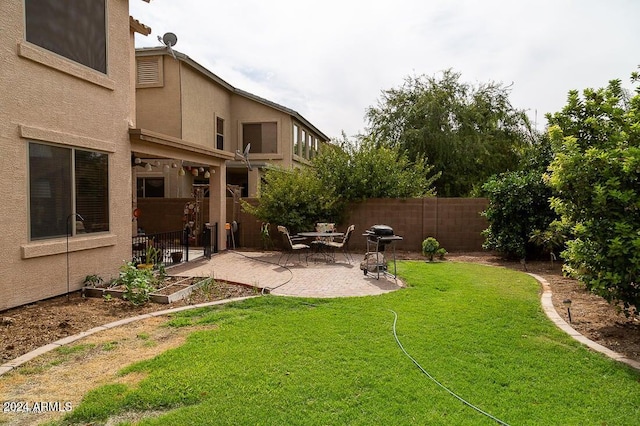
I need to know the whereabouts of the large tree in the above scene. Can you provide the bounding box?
[365,69,534,196]
[546,72,640,316]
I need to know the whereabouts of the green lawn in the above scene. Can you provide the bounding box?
[58,262,640,425]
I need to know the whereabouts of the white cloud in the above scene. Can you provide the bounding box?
[130,0,640,139]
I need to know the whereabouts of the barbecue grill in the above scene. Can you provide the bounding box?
[361,225,403,280]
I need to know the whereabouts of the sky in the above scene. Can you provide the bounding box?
[129,0,639,140]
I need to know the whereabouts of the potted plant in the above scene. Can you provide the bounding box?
[170,251,183,263]
[138,244,160,270]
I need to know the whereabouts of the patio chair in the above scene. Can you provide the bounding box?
[277,226,310,266]
[325,224,355,263]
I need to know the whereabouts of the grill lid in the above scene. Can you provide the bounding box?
[368,224,394,236]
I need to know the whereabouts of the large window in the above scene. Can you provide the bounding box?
[25,0,107,74]
[243,122,277,154]
[29,142,109,240]
[136,177,164,198]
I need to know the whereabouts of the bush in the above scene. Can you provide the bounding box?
[422,237,446,261]
[116,262,157,306]
[482,170,557,259]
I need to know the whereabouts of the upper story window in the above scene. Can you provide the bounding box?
[243,122,277,154]
[293,124,299,156]
[25,0,107,74]
[29,142,109,240]
[216,117,225,150]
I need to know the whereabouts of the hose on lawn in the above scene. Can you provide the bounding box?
[229,250,294,294]
[389,309,511,426]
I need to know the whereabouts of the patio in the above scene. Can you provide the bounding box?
[166,250,404,298]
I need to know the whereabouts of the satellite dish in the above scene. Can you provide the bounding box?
[162,32,178,47]
[157,32,178,59]
[235,143,253,171]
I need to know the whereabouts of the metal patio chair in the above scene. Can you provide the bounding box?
[325,224,355,263]
[277,225,310,266]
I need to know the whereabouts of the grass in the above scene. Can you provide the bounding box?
[57,262,640,425]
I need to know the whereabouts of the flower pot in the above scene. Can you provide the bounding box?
[170,252,183,263]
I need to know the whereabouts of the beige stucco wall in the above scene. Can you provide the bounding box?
[0,1,135,311]
[180,63,232,150]
[135,56,182,139]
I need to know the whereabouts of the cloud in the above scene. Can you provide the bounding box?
[130,0,640,139]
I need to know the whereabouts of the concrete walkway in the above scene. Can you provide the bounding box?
[167,250,403,298]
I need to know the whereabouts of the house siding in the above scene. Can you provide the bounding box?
[0,1,135,311]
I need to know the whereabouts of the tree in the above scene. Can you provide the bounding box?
[313,134,438,201]
[243,134,439,233]
[242,166,344,234]
[365,69,534,196]
[481,134,560,259]
[546,72,640,316]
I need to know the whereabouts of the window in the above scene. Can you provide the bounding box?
[301,129,307,158]
[25,0,107,74]
[29,142,109,240]
[216,117,224,150]
[243,122,277,154]
[293,124,299,156]
[136,177,164,198]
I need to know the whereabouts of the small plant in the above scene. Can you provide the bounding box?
[83,274,103,287]
[102,293,113,302]
[422,237,446,261]
[116,261,158,306]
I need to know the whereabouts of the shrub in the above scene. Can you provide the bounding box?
[422,237,445,261]
[116,262,157,306]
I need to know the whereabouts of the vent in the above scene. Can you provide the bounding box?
[136,57,163,87]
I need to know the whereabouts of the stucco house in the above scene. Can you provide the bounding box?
[0,1,330,312]
[133,47,330,201]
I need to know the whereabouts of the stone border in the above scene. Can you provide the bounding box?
[530,273,640,371]
[0,295,259,377]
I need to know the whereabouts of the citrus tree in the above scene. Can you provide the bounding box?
[546,71,640,316]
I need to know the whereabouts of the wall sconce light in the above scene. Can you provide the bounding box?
[563,299,572,323]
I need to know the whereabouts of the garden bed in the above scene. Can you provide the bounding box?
[83,276,210,304]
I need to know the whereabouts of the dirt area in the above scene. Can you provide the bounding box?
[0,280,257,364]
[1,252,639,366]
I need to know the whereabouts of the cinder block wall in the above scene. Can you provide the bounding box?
[137,197,488,252]
[230,198,488,252]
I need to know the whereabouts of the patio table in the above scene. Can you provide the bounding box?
[297,231,344,262]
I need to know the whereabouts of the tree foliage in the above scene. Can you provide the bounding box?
[546,72,640,315]
[313,135,438,201]
[242,167,344,234]
[243,135,439,233]
[365,69,534,196]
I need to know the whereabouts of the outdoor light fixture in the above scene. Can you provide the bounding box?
[563,299,572,323]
